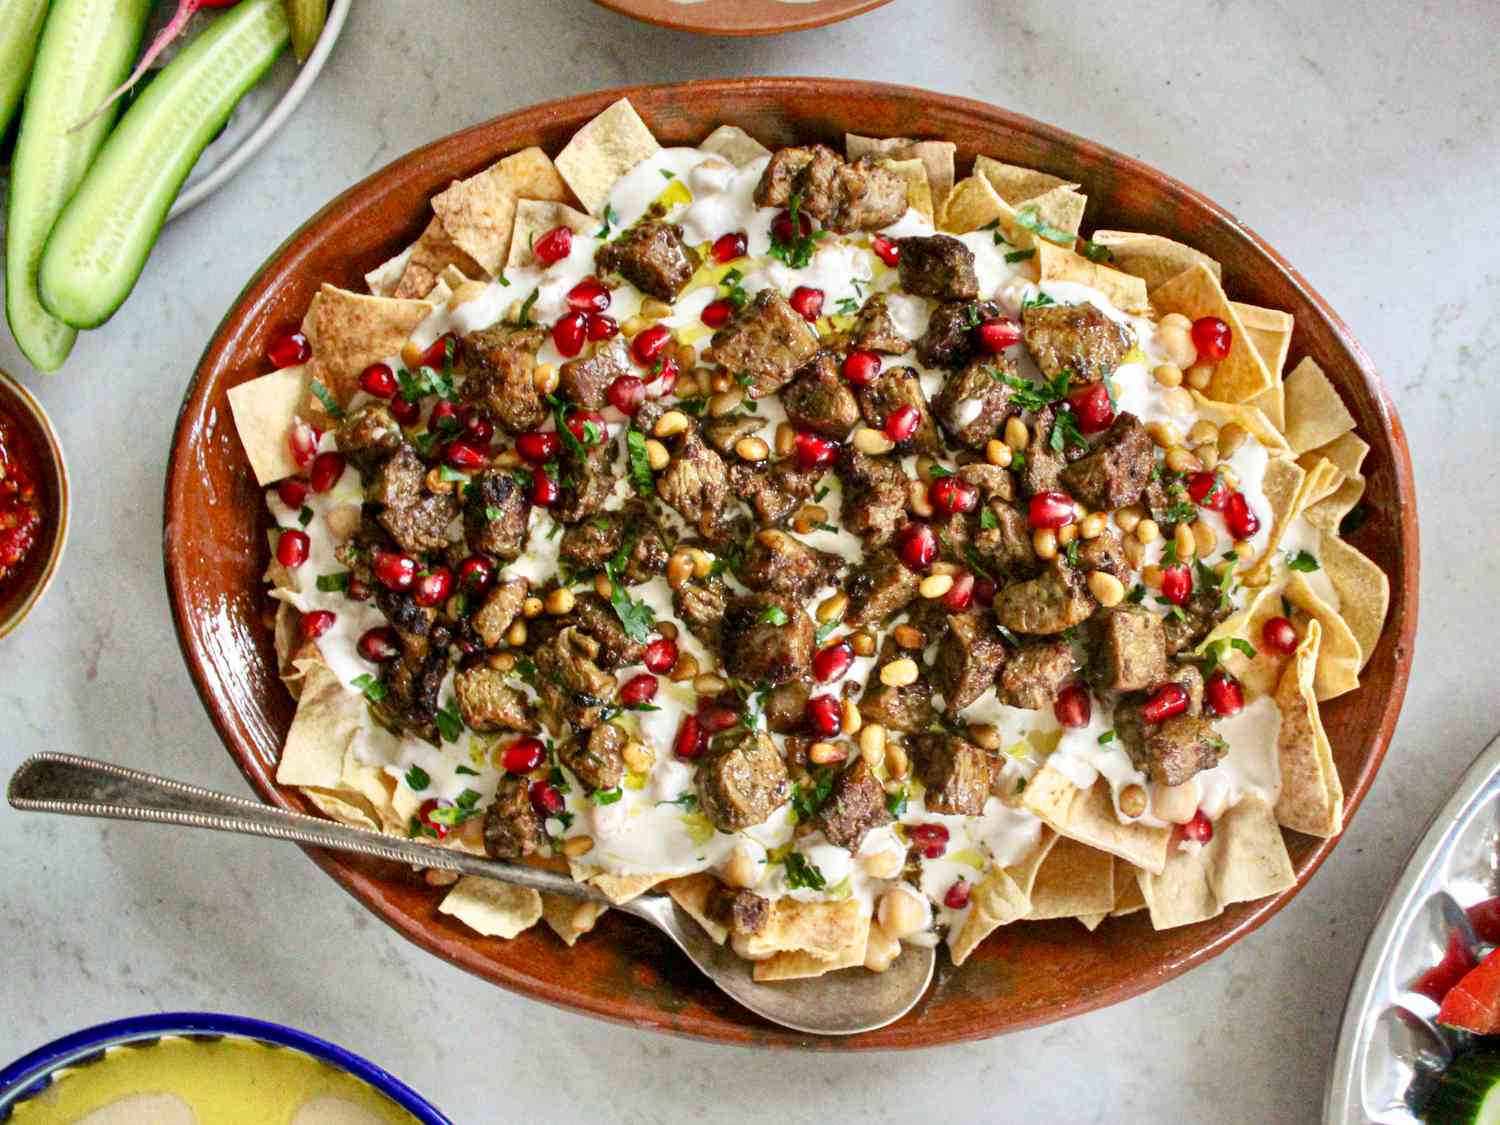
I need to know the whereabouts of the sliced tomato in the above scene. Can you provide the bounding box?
[1437,947,1500,1033]
[1469,897,1500,945]
[1416,931,1479,1003]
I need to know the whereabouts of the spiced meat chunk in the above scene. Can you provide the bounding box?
[753,145,907,233]
[569,591,646,669]
[996,639,1078,709]
[932,611,1009,715]
[933,356,1021,450]
[558,502,666,581]
[1116,708,1225,787]
[736,528,841,598]
[957,462,1014,505]
[366,443,424,509]
[594,221,700,301]
[384,630,448,736]
[911,734,990,816]
[1089,607,1167,694]
[836,449,908,546]
[896,235,979,301]
[721,594,814,685]
[848,293,911,355]
[859,638,934,733]
[916,300,1000,370]
[706,289,819,399]
[730,459,821,526]
[454,665,537,733]
[857,365,942,456]
[1059,413,1154,512]
[697,730,791,832]
[1163,578,1233,656]
[657,425,729,536]
[702,413,761,455]
[559,338,631,409]
[463,468,529,559]
[1074,526,1129,580]
[458,325,548,434]
[845,548,920,626]
[554,428,618,524]
[992,558,1097,635]
[559,722,627,792]
[763,682,811,734]
[708,887,772,937]
[379,490,459,554]
[815,759,893,851]
[1016,407,1086,498]
[532,625,616,730]
[673,567,727,649]
[484,776,546,860]
[470,578,528,648]
[970,499,1038,581]
[1021,301,1132,386]
[337,404,403,472]
[781,353,861,438]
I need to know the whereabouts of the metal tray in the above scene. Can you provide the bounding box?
[1326,731,1500,1122]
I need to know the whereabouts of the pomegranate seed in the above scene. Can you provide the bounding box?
[805,694,841,736]
[1191,316,1232,361]
[884,404,920,443]
[1160,563,1192,606]
[1224,491,1261,539]
[444,441,489,471]
[643,637,678,674]
[358,362,397,399]
[585,314,618,341]
[1053,684,1092,728]
[1141,683,1189,724]
[842,349,882,387]
[276,478,308,509]
[266,328,310,368]
[1067,382,1115,435]
[388,397,420,426]
[516,431,559,463]
[1181,810,1214,844]
[631,324,673,365]
[416,798,450,840]
[1262,616,1299,654]
[944,879,972,910]
[929,476,977,517]
[531,467,559,507]
[287,417,318,470]
[276,529,310,568]
[309,451,345,493]
[529,780,565,817]
[457,555,495,596]
[1206,670,1244,718]
[413,566,453,608]
[553,311,588,357]
[533,225,573,266]
[357,626,400,663]
[429,401,461,433]
[1186,471,1229,511]
[502,737,545,773]
[648,355,679,392]
[772,209,813,243]
[301,609,336,639]
[896,521,937,572]
[419,334,456,370]
[620,673,659,707]
[566,278,611,313]
[346,578,372,603]
[1028,490,1076,530]
[566,410,605,445]
[698,704,740,735]
[372,549,418,591]
[789,286,824,322]
[977,317,1022,354]
[973,577,996,606]
[792,430,838,469]
[462,409,494,444]
[870,235,900,267]
[712,232,748,263]
[606,375,646,415]
[674,715,706,759]
[910,823,949,860]
[701,298,735,328]
[811,642,853,684]
[942,572,975,613]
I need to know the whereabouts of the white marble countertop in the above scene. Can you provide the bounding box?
[2,0,1495,1119]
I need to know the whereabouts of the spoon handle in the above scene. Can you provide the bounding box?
[7,753,607,904]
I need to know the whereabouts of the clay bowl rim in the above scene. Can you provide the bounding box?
[163,77,1418,1049]
[0,370,70,643]
[588,0,893,37]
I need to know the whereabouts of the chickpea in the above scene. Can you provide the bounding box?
[492,448,522,470]
[860,723,887,763]
[639,297,673,321]
[1173,521,1197,560]
[673,342,697,371]
[854,426,895,455]
[1153,363,1184,389]
[505,620,528,647]
[1153,780,1201,824]
[880,658,919,687]
[593,572,614,599]
[620,315,649,339]
[1188,419,1220,446]
[644,438,670,471]
[861,848,904,880]
[968,723,1001,751]
[1155,322,1198,369]
[1033,528,1058,560]
[865,924,903,974]
[907,479,934,517]
[666,548,695,589]
[817,591,848,624]
[877,887,928,940]
[1192,520,1218,558]
[621,740,655,774]
[562,834,595,858]
[809,741,847,766]
[1114,504,1144,533]
[1004,416,1030,451]
[1135,518,1161,545]
[487,651,516,673]
[1142,564,1164,589]
[850,630,876,657]
[400,339,424,369]
[919,573,954,599]
[1160,313,1192,332]
[1195,443,1220,471]
[1118,785,1148,819]
[1122,535,1146,569]
[1057,523,1078,546]
[673,372,701,399]
[689,548,713,578]
[892,624,925,650]
[1218,422,1248,457]
[545,587,576,615]
[722,845,759,889]
[1087,570,1126,607]
[735,435,769,463]
[885,741,910,780]
[791,505,827,535]
[1079,511,1108,540]
[653,410,690,438]
[985,438,1013,467]
[710,370,733,395]
[1145,420,1180,449]
[522,596,544,619]
[533,362,559,397]
[1165,445,1202,474]
[1162,387,1196,418]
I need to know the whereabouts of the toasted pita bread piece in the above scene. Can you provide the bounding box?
[877,157,935,220]
[1035,240,1149,314]
[972,155,1078,206]
[738,896,867,963]
[429,148,571,277]
[1022,767,1171,874]
[1319,533,1389,670]
[1189,390,1290,456]
[847,134,957,208]
[302,283,434,422]
[1284,572,1363,700]
[391,216,487,299]
[1088,230,1221,293]
[752,913,871,981]
[507,200,598,270]
[439,876,543,940]
[665,872,729,944]
[555,97,661,216]
[365,243,415,297]
[1274,619,1344,836]
[1152,264,1273,402]
[701,124,770,167]
[1282,356,1357,455]
[949,830,1057,966]
[1232,301,1294,431]
[1025,837,1116,921]
[228,364,309,485]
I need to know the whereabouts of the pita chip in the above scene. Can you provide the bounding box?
[1274,619,1344,836]
[938,172,1007,235]
[1152,264,1273,402]
[752,914,871,981]
[665,873,729,944]
[430,148,570,277]
[302,284,433,421]
[1320,533,1389,669]
[1284,572,1363,699]
[1035,240,1149,314]
[439,876,542,940]
[949,831,1057,965]
[555,98,660,216]
[1283,357,1357,455]
[877,157,935,220]
[1089,230,1221,293]
[847,134,957,208]
[1025,838,1116,920]
[1232,301,1294,430]
[701,124,770,167]
[228,365,309,485]
[507,199,597,270]
[392,216,486,299]
[972,155,1078,206]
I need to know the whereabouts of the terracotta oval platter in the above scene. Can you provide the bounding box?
[589,0,891,36]
[164,79,1419,1049]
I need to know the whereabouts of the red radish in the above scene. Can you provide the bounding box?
[674,715,706,759]
[276,478,307,510]
[910,823,949,859]
[631,324,673,365]
[566,278,611,313]
[789,286,824,321]
[357,627,400,663]
[620,673,658,707]
[1181,810,1214,844]
[359,362,397,399]
[267,328,309,368]
[929,476,977,516]
[413,566,453,608]
[1224,492,1260,539]
[531,467,559,507]
[942,572,975,613]
[457,555,495,596]
[944,880,972,910]
[1205,670,1244,717]
[842,349,881,386]
[503,737,546,773]
[76,0,247,130]
[805,695,841,736]
[870,235,900,267]
[712,232,747,263]
[308,451,344,493]
[884,404,920,442]
[276,529,309,568]
[792,430,838,469]
[1191,316,1232,361]
[1160,563,1193,606]
[643,637,678,675]
[533,226,573,266]
[516,431,559,463]
[977,317,1022,354]
[1141,683,1189,723]
[301,610,335,640]
[1262,616,1298,654]
[1053,684,1091,728]
[811,642,853,684]
[1028,491,1075,529]
[606,375,646,415]
[1416,931,1479,1004]
[1067,382,1114,434]
[1186,471,1229,511]
[701,299,735,328]
[896,521,937,571]
[586,314,618,341]
[529,780,566,817]
[553,311,587,357]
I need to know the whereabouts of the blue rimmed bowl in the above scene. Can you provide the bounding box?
[0,1012,450,1123]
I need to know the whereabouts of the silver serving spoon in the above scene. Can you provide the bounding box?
[8,754,934,1036]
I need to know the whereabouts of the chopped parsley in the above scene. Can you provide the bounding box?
[885,785,909,818]
[659,168,676,180]
[1000,368,1070,413]
[309,379,343,419]
[455,765,480,777]
[350,673,387,703]
[1013,205,1075,246]
[718,268,751,311]
[1098,730,1116,745]
[604,558,655,643]
[594,204,618,238]
[1202,636,1258,673]
[790,768,836,823]
[760,604,790,626]
[656,792,699,811]
[484,505,505,523]
[779,851,827,891]
[1286,549,1320,572]
[1021,288,1056,310]
[396,363,456,403]
[439,465,469,483]
[426,789,482,827]
[835,296,860,316]
[1004,248,1036,264]
[590,787,624,806]
[404,765,431,791]
[434,702,465,744]
[1062,538,1081,566]
[1049,407,1086,453]
[1077,238,1115,264]
[768,192,827,269]
[980,506,999,531]
[297,505,313,528]
[814,619,843,646]
[315,571,351,593]
[508,288,540,328]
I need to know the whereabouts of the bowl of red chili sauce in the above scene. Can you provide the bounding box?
[0,370,67,640]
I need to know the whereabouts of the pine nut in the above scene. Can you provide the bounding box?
[522,596,544,618]
[492,448,522,469]
[1079,511,1108,540]
[533,363,559,396]
[985,438,1013,467]
[689,548,712,578]
[505,620,528,646]
[817,592,848,624]
[710,370,733,394]
[487,651,515,673]
[880,658,919,687]
[1135,519,1160,544]
[1142,564,1164,589]
[656,620,678,641]
[860,723,887,763]
[1165,445,1201,474]
[1033,528,1058,560]
[1174,521,1197,560]
[1188,420,1219,446]
[645,439,670,470]
[400,339,424,368]
[669,653,699,682]
[666,549,694,589]
[841,698,862,736]
[639,298,673,321]
[968,723,1001,751]
[792,505,827,535]
[654,410,690,438]
[1114,505,1144,533]
[621,740,655,773]
[908,479,934,516]
[1057,523,1078,546]
[854,426,895,455]
[916,456,938,482]
[892,624,924,650]
[1122,535,1145,568]
[1187,363,1214,390]
[563,834,595,858]
[919,573,954,598]
[775,423,795,457]
[425,868,461,887]
[673,343,696,370]
[850,630,876,656]
[709,389,744,417]
[545,587,576,615]
[1118,785,1148,819]
[425,467,455,494]
[693,673,727,696]
[735,435,769,462]
[1195,443,1220,470]
[809,741,847,766]
[1146,421,1180,449]
[885,741,910,780]
[1218,422,1248,457]
[1004,416,1030,450]
[1088,570,1126,607]
[593,573,614,599]
[1153,363,1184,388]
